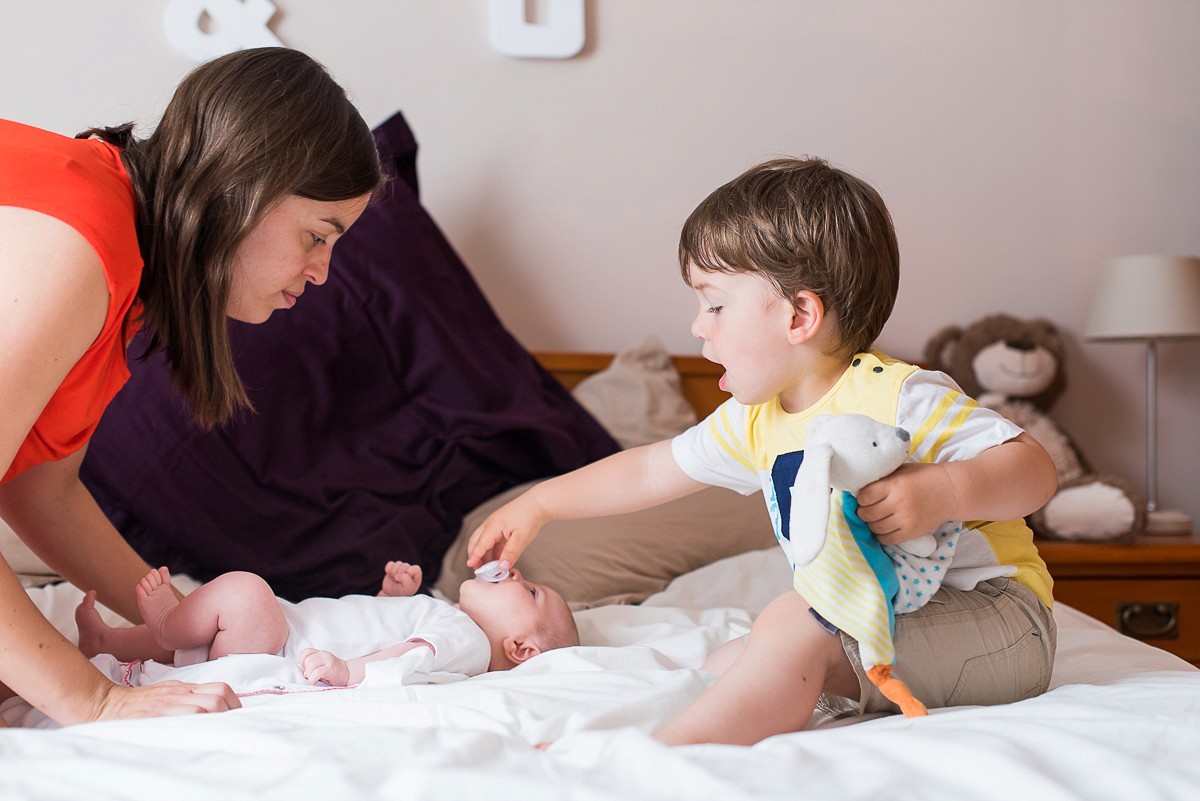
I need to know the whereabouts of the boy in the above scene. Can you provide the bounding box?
[467,158,1058,745]
[75,560,578,685]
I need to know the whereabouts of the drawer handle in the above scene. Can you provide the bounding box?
[1117,602,1179,640]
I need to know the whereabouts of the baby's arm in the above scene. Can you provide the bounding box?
[379,561,422,597]
[466,439,706,568]
[299,640,433,686]
[856,432,1058,546]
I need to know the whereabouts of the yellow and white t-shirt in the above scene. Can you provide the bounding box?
[671,351,1053,611]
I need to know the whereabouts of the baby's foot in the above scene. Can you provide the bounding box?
[75,590,116,658]
[379,561,422,597]
[136,566,180,640]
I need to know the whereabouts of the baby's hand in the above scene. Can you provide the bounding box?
[856,462,955,546]
[379,561,422,597]
[300,648,351,686]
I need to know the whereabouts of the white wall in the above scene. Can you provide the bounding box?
[4,1,1199,529]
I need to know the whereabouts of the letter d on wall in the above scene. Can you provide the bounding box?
[488,0,586,59]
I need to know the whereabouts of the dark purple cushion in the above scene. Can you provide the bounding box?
[80,112,618,602]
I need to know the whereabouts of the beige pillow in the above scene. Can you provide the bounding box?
[571,336,698,449]
[436,480,777,608]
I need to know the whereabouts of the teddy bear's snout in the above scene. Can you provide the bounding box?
[895,428,910,443]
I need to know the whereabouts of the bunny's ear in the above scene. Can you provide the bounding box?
[789,441,833,566]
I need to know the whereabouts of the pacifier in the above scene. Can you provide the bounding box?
[473,560,510,583]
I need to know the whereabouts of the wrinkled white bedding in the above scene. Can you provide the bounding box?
[2,548,1198,801]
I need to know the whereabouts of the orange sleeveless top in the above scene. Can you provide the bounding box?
[1,120,144,482]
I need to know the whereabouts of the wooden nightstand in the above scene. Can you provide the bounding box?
[1036,534,1200,665]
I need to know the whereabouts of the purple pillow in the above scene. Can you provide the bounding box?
[80,112,618,601]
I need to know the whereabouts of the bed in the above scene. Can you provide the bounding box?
[3,348,1199,800]
[4,514,1200,798]
[3,112,1199,799]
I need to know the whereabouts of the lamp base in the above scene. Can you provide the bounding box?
[1143,509,1194,537]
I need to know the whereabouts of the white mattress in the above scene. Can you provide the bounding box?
[2,547,1198,801]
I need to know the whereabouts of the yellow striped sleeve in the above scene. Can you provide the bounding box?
[909,390,983,463]
[705,401,756,472]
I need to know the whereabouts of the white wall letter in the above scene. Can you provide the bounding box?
[163,0,283,62]
[488,0,586,59]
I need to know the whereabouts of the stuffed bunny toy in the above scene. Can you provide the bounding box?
[789,413,960,717]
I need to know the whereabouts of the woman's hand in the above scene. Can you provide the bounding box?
[86,680,241,723]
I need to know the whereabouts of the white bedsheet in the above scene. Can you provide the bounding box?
[2,548,1198,801]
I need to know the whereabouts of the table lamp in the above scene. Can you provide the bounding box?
[1085,254,1200,536]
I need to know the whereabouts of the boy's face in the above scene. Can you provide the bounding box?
[457,568,571,643]
[687,264,800,406]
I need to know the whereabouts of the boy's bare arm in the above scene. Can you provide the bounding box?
[466,439,707,568]
[857,432,1058,545]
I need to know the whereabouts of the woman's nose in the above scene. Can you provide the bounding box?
[306,255,330,286]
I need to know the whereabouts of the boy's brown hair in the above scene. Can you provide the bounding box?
[678,157,899,358]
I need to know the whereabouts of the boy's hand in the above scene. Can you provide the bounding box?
[379,561,422,597]
[855,462,955,546]
[300,649,351,686]
[465,494,548,570]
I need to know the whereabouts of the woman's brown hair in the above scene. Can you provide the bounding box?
[679,158,899,359]
[79,47,384,428]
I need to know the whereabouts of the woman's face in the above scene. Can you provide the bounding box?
[226,193,372,323]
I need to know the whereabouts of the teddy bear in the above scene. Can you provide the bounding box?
[923,313,1144,541]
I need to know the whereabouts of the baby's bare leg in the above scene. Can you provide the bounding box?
[75,590,169,661]
[137,568,288,659]
[654,591,858,746]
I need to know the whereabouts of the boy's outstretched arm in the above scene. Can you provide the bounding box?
[466,439,707,569]
[857,432,1058,546]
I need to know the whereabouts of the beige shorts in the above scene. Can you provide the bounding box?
[817,577,1057,718]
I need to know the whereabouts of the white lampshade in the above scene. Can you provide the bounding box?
[1085,254,1200,341]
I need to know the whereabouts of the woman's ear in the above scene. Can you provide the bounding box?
[787,290,825,345]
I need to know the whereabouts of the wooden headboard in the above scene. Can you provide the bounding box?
[534,351,729,419]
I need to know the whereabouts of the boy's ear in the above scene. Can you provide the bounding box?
[787,290,825,345]
[503,636,543,666]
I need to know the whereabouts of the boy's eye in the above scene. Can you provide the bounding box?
[707,306,722,314]
[529,588,538,599]
[311,233,327,246]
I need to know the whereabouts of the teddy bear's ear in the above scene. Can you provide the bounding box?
[923,325,962,372]
[1028,318,1065,356]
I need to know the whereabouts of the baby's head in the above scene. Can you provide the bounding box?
[458,568,578,671]
[679,157,899,359]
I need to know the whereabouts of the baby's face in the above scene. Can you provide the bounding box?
[458,568,571,639]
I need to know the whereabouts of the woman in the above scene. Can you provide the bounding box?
[0,47,384,725]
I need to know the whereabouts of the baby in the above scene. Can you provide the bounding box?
[75,561,578,685]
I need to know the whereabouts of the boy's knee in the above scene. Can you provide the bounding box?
[752,591,830,647]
